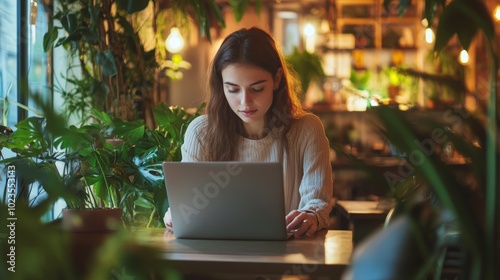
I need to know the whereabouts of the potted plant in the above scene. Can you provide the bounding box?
[57,103,202,226]
[0,99,202,273]
[378,64,419,106]
[385,66,403,103]
[285,47,326,102]
[350,68,371,91]
[63,102,202,272]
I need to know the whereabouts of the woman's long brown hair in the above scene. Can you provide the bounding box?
[201,27,305,161]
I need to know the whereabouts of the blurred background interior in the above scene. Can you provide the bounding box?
[1,0,500,279]
[4,0,498,203]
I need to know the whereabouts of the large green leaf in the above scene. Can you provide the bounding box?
[229,0,249,22]
[439,2,477,51]
[434,0,494,53]
[155,105,189,146]
[43,27,59,52]
[83,173,102,186]
[177,0,233,42]
[136,163,163,187]
[374,107,483,268]
[55,125,92,151]
[91,109,113,126]
[459,0,496,43]
[93,179,110,204]
[8,117,46,152]
[133,152,164,187]
[60,13,78,33]
[133,195,153,209]
[209,0,226,29]
[193,0,210,41]
[112,119,145,144]
[116,0,150,14]
[154,189,169,227]
[434,5,460,53]
[424,0,442,27]
[36,162,67,198]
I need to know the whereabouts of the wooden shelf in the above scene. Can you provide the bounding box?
[336,0,423,65]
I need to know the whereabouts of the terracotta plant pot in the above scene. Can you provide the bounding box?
[387,85,401,104]
[62,208,123,275]
[62,208,123,232]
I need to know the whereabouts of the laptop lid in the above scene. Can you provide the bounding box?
[162,161,288,241]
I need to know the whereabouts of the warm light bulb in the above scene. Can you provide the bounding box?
[494,5,500,21]
[304,23,315,37]
[425,28,434,44]
[165,27,184,53]
[459,49,469,64]
[303,23,316,53]
[421,18,429,27]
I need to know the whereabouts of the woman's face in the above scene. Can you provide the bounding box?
[221,63,281,138]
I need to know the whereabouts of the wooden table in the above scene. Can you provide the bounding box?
[133,228,353,279]
[335,200,394,245]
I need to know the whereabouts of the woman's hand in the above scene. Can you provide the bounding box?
[286,210,319,238]
[163,208,173,232]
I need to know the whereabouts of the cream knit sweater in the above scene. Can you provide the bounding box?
[181,113,334,230]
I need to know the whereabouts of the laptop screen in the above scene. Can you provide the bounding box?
[162,161,288,240]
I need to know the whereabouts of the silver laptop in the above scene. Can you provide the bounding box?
[162,161,289,241]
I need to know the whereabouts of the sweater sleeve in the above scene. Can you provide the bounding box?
[181,115,207,162]
[295,114,334,230]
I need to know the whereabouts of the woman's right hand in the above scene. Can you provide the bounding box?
[163,208,173,232]
[285,210,318,238]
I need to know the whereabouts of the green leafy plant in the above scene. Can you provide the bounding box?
[1,102,203,228]
[42,0,260,122]
[43,0,159,121]
[345,0,499,279]
[78,103,203,227]
[285,47,326,100]
[350,69,371,90]
[384,66,405,87]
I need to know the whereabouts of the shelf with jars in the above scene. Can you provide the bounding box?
[302,0,426,113]
[336,0,423,51]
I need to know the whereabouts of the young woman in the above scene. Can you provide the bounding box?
[165,27,333,238]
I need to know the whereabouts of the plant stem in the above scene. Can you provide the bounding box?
[82,176,98,209]
[0,97,43,117]
[93,149,117,208]
[146,206,156,228]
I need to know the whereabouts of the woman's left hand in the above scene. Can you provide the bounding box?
[286,210,318,238]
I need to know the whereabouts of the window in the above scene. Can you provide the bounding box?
[0,0,18,128]
[0,0,56,218]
